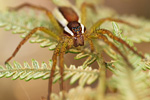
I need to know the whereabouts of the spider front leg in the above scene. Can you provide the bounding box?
[48,38,71,100]
[48,44,60,100]
[94,34,134,69]
[59,38,73,92]
[5,27,59,64]
[59,42,68,100]
[96,29,144,59]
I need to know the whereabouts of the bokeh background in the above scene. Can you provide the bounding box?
[0,0,150,100]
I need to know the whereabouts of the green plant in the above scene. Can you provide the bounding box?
[0,1,150,100]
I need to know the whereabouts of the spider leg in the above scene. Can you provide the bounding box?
[80,2,96,25]
[59,46,65,92]
[5,27,59,64]
[48,38,71,100]
[87,39,95,52]
[59,37,72,88]
[59,41,68,89]
[59,42,68,100]
[95,34,134,69]
[9,3,62,33]
[9,3,49,11]
[47,44,60,100]
[90,17,139,33]
[48,38,73,100]
[96,29,144,59]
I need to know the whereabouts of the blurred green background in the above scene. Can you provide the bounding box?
[0,0,150,100]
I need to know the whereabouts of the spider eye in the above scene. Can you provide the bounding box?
[77,26,80,29]
[72,26,81,33]
[72,27,75,30]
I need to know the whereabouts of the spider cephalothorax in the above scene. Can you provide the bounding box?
[5,3,145,100]
[65,21,85,47]
[55,7,85,47]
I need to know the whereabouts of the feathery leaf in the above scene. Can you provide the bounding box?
[0,60,99,85]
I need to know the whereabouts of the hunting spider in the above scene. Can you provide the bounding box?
[5,2,144,100]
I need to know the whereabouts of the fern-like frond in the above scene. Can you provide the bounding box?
[0,59,99,85]
[119,16,150,43]
[107,53,150,100]
[48,55,150,100]
[51,86,96,100]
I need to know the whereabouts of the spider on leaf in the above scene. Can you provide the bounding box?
[5,2,145,100]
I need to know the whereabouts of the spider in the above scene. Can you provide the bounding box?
[5,2,145,100]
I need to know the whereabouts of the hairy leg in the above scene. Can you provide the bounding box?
[90,17,140,33]
[87,39,95,52]
[48,38,71,100]
[80,2,96,25]
[9,3,62,33]
[59,47,65,91]
[5,27,59,64]
[59,43,67,100]
[95,34,134,69]
[47,44,60,100]
[9,3,50,11]
[59,38,71,88]
[96,29,144,59]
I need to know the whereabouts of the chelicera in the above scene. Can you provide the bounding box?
[5,3,145,100]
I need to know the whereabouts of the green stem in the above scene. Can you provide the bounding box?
[96,53,106,100]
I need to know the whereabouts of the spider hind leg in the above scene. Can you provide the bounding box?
[90,18,140,33]
[47,45,59,100]
[9,3,49,12]
[9,3,62,33]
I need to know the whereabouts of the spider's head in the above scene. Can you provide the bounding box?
[64,21,86,47]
